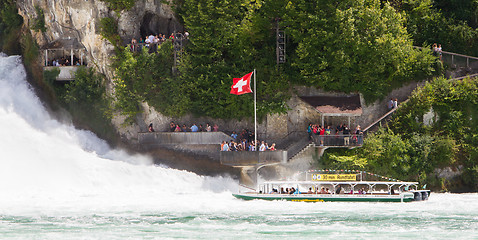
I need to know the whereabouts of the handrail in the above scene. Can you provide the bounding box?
[362,107,398,133]
[414,46,478,60]
[276,131,307,149]
[450,73,478,81]
[362,72,478,133]
[286,139,311,160]
[311,134,363,147]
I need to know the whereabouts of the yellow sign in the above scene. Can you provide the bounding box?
[311,174,356,181]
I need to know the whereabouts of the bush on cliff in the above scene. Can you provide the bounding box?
[63,67,116,140]
[101,0,137,12]
[112,41,181,123]
[0,0,23,54]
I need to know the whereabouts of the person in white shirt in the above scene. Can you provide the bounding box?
[222,142,229,151]
[259,141,266,151]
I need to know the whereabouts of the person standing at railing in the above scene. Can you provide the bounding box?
[130,38,137,52]
[432,43,438,56]
[307,123,313,142]
[354,125,362,145]
[319,126,325,146]
[437,44,443,61]
[393,98,398,108]
[343,125,350,146]
[190,124,198,132]
[268,143,276,151]
[259,141,266,151]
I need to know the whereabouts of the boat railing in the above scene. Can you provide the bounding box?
[259,181,418,196]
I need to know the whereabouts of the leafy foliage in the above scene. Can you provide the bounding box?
[0,0,23,54]
[174,0,290,119]
[100,0,137,12]
[284,0,437,101]
[112,42,179,123]
[62,67,116,139]
[20,32,39,68]
[99,17,121,48]
[395,0,478,56]
[113,0,441,120]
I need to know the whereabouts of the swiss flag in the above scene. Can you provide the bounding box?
[230,72,253,95]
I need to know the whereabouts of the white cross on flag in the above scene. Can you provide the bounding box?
[230,71,253,95]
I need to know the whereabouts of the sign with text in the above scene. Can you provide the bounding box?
[311,174,356,181]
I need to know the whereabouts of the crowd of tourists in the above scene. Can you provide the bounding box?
[165,121,218,132]
[221,129,276,152]
[267,185,369,195]
[46,55,86,67]
[307,123,363,146]
[220,140,276,152]
[129,31,189,52]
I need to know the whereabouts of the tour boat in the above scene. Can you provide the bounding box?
[233,171,431,202]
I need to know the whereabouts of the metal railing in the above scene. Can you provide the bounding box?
[311,134,363,147]
[414,46,478,69]
[275,131,307,149]
[362,107,398,133]
[127,42,163,53]
[362,72,478,134]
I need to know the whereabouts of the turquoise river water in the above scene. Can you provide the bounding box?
[0,54,477,239]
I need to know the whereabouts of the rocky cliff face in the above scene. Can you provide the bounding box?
[16,0,183,140]
[17,0,179,76]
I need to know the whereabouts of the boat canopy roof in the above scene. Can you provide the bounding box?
[261,181,418,186]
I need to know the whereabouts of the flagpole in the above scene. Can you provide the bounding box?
[254,69,257,151]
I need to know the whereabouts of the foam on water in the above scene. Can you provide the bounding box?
[0,54,477,239]
[0,54,237,213]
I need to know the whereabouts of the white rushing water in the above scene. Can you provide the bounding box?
[0,54,477,239]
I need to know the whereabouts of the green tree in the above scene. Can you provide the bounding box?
[112,42,181,122]
[395,0,478,56]
[284,0,436,101]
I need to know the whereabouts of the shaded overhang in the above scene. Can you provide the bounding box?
[41,38,86,50]
[299,95,362,116]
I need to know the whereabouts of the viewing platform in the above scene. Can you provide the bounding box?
[220,151,287,167]
[138,132,232,146]
[310,134,363,148]
[41,38,88,81]
[43,66,82,81]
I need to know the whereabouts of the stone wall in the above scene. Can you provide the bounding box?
[220,151,287,166]
[138,132,233,145]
